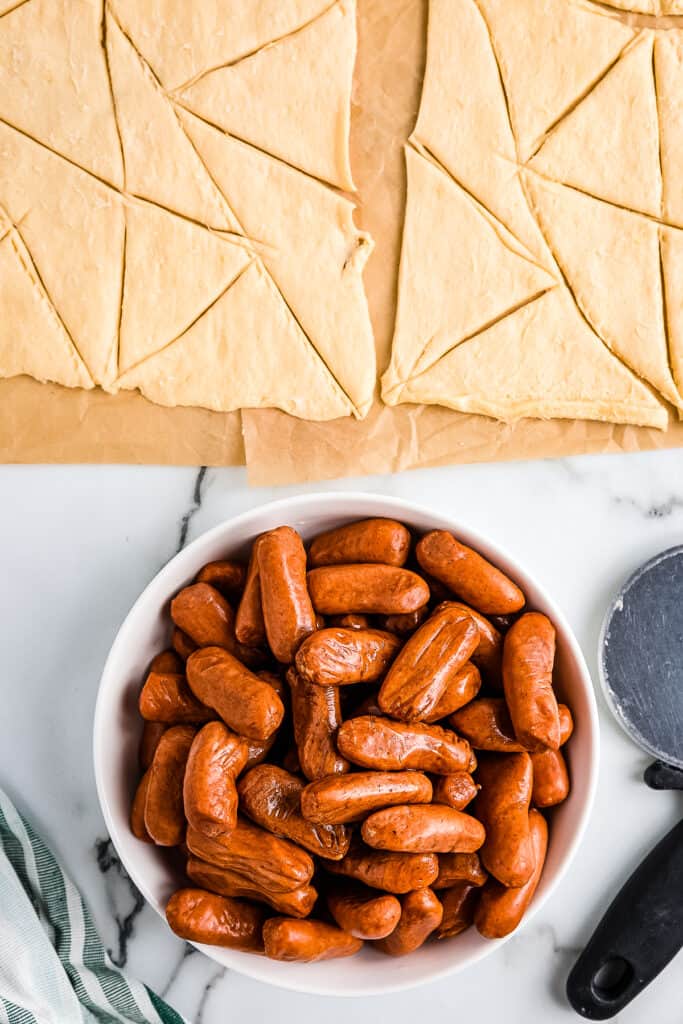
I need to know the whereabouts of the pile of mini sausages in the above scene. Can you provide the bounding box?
[132,519,572,962]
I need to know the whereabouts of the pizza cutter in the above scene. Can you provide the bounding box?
[566,545,683,1019]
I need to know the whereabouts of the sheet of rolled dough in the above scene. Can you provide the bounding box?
[177,0,356,189]
[178,109,375,417]
[0,0,369,421]
[530,32,662,218]
[382,145,555,403]
[116,260,355,420]
[395,287,667,429]
[475,0,634,163]
[524,173,682,409]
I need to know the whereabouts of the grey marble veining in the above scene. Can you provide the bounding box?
[1,454,682,1023]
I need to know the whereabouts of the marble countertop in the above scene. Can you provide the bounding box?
[2,453,682,1023]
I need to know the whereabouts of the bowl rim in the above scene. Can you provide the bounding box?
[93,490,600,997]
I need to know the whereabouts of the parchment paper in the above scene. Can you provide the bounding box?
[5,0,683,473]
[242,0,683,485]
[0,378,244,465]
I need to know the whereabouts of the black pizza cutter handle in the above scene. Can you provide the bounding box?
[644,761,683,791]
[566,816,683,1019]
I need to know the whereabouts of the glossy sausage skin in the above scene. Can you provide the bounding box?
[186,819,314,893]
[288,668,349,781]
[144,725,195,846]
[433,852,488,890]
[421,663,482,723]
[325,844,439,893]
[300,771,432,825]
[328,613,371,630]
[327,882,401,940]
[166,888,264,951]
[475,809,548,938]
[196,560,246,600]
[149,650,183,674]
[130,770,152,841]
[475,753,534,887]
[416,531,525,616]
[434,601,503,684]
[451,697,573,753]
[432,772,478,811]
[238,765,350,860]
[139,672,214,725]
[337,716,473,774]
[282,744,301,774]
[361,805,485,854]
[258,527,316,663]
[171,627,197,661]
[378,605,480,721]
[503,613,560,751]
[234,537,266,647]
[242,735,277,770]
[187,646,284,740]
[374,888,443,956]
[170,583,235,649]
[531,748,570,807]
[263,918,362,962]
[434,882,479,939]
[183,722,247,837]
[381,607,429,636]
[309,519,411,568]
[139,720,167,770]
[187,858,317,918]
[450,698,525,752]
[307,564,430,616]
[295,628,401,686]
[240,670,285,770]
[559,704,574,745]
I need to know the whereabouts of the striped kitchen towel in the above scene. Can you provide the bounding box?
[0,788,186,1024]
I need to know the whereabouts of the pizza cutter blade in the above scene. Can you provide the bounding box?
[566,546,683,1019]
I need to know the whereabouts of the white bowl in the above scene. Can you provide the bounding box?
[93,492,599,997]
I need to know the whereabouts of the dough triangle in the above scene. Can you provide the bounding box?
[105,9,237,230]
[177,109,375,417]
[530,33,661,218]
[382,146,555,402]
[476,0,634,163]
[116,260,355,419]
[0,121,124,386]
[655,31,683,227]
[0,0,123,186]
[109,0,330,91]
[0,232,92,389]
[177,0,356,188]
[661,226,683,407]
[395,288,667,429]
[525,174,681,409]
[412,0,547,263]
[118,201,251,373]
